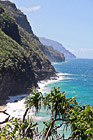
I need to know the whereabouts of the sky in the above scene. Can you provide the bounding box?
[9,0,93,58]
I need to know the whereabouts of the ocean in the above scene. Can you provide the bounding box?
[0,58,93,138]
[50,58,93,106]
[37,58,93,137]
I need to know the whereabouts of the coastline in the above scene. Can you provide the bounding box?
[0,71,72,138]
[0,71,70,114]
[38,72,63,93]
[0,73,61,121]
[0,72,59,106]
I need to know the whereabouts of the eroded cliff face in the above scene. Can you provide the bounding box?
[0,5,56,104]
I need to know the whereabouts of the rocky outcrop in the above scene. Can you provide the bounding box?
[39,37,76,59]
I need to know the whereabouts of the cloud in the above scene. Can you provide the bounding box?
[21,6,41,12]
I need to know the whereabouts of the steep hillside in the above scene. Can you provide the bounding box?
[0,0,33,34]
[0,6,56,103]
[0,29,36,101]
[39,37,76,59]
[0,5,21,44]
[0,1,65,62]
[42,45,65,62]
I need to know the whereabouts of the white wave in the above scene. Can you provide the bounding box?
[37,74,63,93]
[0,99,25,122]
[6,94,29,103]
[38,72,73,93]
[58,72,72,76]
[52,62,63,65]
[52,61,68,65]
[0,71,73,123]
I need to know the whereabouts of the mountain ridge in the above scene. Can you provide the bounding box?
[39,37,76,59]
[0,0,65,62]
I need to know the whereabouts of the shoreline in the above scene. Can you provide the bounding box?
[0,73,62,120]
[0,72,63,108]
[0,71,68,116]
[0,72,71,138]
[0,105,7,111]
[0,73,60,108]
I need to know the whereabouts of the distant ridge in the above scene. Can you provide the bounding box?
[39,37,76,59]
[0,0,65,63]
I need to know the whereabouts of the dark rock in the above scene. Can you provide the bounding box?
[14,100,18,102]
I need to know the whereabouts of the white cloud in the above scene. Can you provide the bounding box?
[21,6,41,12]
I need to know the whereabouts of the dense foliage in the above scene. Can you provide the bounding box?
[0,30,25,72]
[0,1,65,63]
[0,87,93,140]
[0,0,33,34]
[0,6,21,44]
[0,5,55,99]
[0,5,48,73]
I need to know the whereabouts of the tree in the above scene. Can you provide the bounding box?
[0,87,93,140]
[25,87,42,112]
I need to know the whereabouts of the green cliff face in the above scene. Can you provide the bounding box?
[42,45,65,62]
[39,37,76,59]
[0,1,33,34]
[0,1,65,62]
[0,5,21,44]
[0,29,36,100]
[0,5,56,103]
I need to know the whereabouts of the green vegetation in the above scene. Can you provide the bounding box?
[0,0,33,34]
[0,30,25,72]
[42,45,65,62]
[0,1,65,63]
[18,25,48,70]
[0,5,53,75]
[0,87,93,140]
[0,6,21,44]
[0,5,55,98]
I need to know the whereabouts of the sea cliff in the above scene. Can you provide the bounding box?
[0,4,56,104]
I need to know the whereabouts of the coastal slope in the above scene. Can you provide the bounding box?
[0,0,65,62]
[42,45,65,62]
[0,5,56,104]
[39,37,76,59]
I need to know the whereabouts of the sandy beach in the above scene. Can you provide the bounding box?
[0,106,6,111]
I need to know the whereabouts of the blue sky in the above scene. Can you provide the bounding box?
[10,0,93,58]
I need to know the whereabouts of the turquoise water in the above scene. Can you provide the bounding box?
[5,59,93,138]
[37,59,93,137]
[50,58,93,106]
